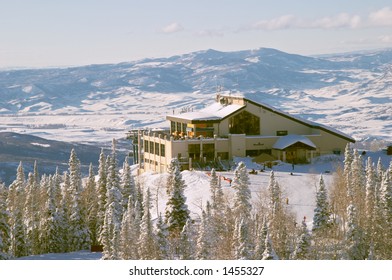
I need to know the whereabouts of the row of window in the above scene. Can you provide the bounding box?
[144,140,165,157]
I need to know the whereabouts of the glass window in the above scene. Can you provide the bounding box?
[229,111,260,135]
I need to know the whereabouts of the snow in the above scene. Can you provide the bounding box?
[17,250,102,260]
[30,142,51,148]
[273,134,316,150]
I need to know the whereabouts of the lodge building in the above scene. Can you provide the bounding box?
[138,93,355,173]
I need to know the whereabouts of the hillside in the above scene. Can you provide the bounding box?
[0,48,391,143]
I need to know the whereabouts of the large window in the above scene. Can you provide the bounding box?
[229,111,260,135]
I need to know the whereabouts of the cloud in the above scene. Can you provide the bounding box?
[160,22,184,34]
[379,35,392,43]
[368,7,392,27]
[244,7,392,31]
[195,29,225,37]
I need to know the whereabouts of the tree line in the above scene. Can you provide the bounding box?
[0,142,391,260]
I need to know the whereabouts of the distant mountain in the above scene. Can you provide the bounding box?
[0,47,391,142]
[0,132,129,185]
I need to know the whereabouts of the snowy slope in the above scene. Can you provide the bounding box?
[0,47,391,143]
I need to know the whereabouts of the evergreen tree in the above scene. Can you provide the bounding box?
[179,218,195,260]
[345,204,366,259]
[365,157,376,242]
[97,148,108,242]
[233,218,252,260]
[0,183,10,259]
[262,229,279,260]
[291,218,311,260]
[58,172,71,252]
[121,156,136,211]
[24,172,41,255]
[164,159,190,236]
[139,188,157,259]
[267,170,282,220]
[68,149,90,251]
[155,213,170,260]
[312,175,331,233]
[254,217,268,259]
[119,197,140,259]
[40,175,62,253]
[83,163,99,246]
[232,162,252,220]
[7,162,27,258]
[195,210,212,260]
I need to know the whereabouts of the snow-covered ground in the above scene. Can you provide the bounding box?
[17,250,102,260]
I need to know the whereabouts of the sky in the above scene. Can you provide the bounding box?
[1,0,392,68]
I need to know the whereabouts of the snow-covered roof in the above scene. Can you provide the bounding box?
[273,135,317,150]
[167,102,244,122]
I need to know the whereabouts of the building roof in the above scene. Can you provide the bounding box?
[273,134,317,150]
[166,102,244,123]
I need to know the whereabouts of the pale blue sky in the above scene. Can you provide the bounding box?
[1,0,392,67]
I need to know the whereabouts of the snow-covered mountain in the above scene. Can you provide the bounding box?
[0,47,391,143]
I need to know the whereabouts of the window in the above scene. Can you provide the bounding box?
[144,140,149,153]
[276,130,288,136]
[229,111,260,135]
[171,121,176,133]
[155,143,160,155]
[160,144,165,157]
[150,141,154,154]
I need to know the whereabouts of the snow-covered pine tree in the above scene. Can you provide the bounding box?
[40,175,62,253]
[209,168,225,255]
[138,188,157,260]
[233,218,252,260]
[24,172,41,255]
[155,213,170,260]
[312,175,331,234]
[344,204,366,259]
[119,197,140,259]
[179,218,195,260]
[164,158,190,236]
[232,162,252,220]
[262,228,279,260]
[267,170,281,220]
[195,210,212,260]
[7,162,27,258]
[291,218,311,260]
[254,217,268,259]
[121,156,136,211]
[0,183,10,260]
[83,163,99,246]
[350,150,366,226]
[68,149,90,251]
[365,157,377,243]
[379,171,392,258]
[97,148,108,242]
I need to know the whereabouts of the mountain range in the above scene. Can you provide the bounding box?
[0,47,391,144]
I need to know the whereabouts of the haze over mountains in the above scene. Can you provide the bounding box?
[0,47,391,144]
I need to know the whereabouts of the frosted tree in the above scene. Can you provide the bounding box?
[195,210,212,260]
[312,175,331,234]
[83,163,99,246]
[365,157,377,241]
[262,228,279,260]
[379,171,392,257]
[232,162,252,220]
[291,218,311,260]
[254,217,268,259]
[58,171,71,252]
[155,213,170,260]
[97,148,108,242]
[267,170,282,220]
[68,149,90,251]
[0,183,10,259]
[179,218,195,260]
[119,198,140,259]
[233,218,252,260]
[209,168,225,255]
[100,156,123,260]
[7,162,27,258]
[138,188,157,259]
[164,159,190,236]
[350,150,366,226]
[40,175,62,253]
[121,156,136,210]
[345,204,366,259]
[24,172,41,255]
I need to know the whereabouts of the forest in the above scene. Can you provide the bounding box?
[0,140,391,260]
